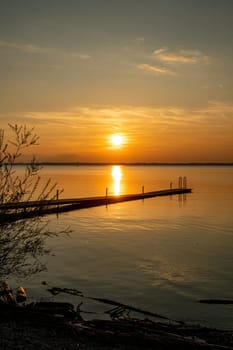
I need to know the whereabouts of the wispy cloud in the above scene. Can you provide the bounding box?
[134,37,145,44]
[0,39,91,60]
[137,63,175,75]
[136,46,209,76]
[0,39,49,54]
[3,101,233,130]
[153,47,209,64]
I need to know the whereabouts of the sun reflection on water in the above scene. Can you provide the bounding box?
[111,165,122,195]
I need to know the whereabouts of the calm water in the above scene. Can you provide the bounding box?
[8,165,233,329]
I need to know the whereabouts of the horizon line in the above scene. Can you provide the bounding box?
[11,162,233,166]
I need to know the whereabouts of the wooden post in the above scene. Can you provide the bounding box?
[0,129,4,171]
[56,190,59,211]
[183,177,187,189]
[105,187,108,206]
[178,176,182,189]
[142,186,144,194]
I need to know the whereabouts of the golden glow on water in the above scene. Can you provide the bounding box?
[111,165,122,195]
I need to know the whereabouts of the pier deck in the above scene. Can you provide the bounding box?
[0,187,192,223]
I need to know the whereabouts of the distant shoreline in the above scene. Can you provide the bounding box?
[11,162,233,166]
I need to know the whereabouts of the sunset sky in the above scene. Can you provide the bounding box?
[1,0,233,163]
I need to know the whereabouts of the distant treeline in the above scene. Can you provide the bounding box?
[9,162,233,166]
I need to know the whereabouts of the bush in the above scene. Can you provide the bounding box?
[0,124,65,280]
[0,124,62,205]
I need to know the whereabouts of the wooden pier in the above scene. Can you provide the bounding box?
[0,188,192,223]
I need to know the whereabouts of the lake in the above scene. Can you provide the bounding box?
[6,165,233,329]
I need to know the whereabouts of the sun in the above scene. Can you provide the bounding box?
[111,134,123,147]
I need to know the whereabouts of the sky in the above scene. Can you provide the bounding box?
[0,0,233,163]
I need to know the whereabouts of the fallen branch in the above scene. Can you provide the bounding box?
[47,286,181,323]
[199,299,233,305]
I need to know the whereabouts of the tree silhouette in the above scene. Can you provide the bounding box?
[0,124,66,280]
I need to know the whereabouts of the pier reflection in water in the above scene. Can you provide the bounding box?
[111,166,122,195]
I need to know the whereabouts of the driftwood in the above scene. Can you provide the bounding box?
[0,302,232,349]
[199,299,233,305]
[47,286,178,322]
[1,284,232,349]
[90,296,175,321]
[43,287,233,348]
[73,318,233,349]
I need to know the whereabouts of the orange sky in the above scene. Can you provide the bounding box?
[1,1,233,163]
[2,103,233,163]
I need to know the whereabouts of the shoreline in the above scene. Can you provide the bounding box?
[1,301,232,349]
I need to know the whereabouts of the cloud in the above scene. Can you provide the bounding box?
[137,63,175,75]
[153,47,209,64]
[136,47,209,77]
[0,40,49,54]
[3,101,233,131]
[0,39,91,60]
[134,37,145,44]
[77,54,91,60]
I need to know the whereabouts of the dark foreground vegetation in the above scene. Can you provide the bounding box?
[0,300,233,350]
[1,285,233,350]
